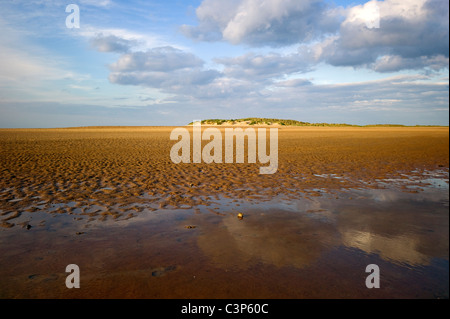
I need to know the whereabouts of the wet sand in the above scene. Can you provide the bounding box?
[0,126,448,298]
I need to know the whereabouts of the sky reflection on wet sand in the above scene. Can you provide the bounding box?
[0,171,447,298]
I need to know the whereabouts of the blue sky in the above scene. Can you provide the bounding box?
[0,0,448,127]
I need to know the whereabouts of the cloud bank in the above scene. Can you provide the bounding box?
[181,0,448,73]
[102,0,448,98]
[181,0,341,46]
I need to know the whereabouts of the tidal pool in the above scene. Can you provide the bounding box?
[0,173,448,299]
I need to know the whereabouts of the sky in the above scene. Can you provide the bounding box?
[0,0,448,128]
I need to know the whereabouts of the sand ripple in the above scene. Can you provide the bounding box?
[1,127,448,227]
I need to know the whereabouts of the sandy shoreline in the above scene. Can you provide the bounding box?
[0,126,448,298]
[0,126,448,225]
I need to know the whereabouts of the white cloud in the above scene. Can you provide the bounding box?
[78,26,185,52]
[89,34,138,53]
[371,55,449,73]
[215,51,312,82]
[109,47,204,72]
[182,0,341,46]
[314,0,449,71]
[183,0,448,73]
[79,0,112,7]
[274,78,313,87]
[107,46,222,94]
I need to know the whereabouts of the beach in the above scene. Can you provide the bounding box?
[0,126,448,298]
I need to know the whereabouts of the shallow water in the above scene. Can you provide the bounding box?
[0,172,448,299]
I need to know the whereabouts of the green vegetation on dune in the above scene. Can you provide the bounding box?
[188,118,448,127]
[188,118,360,127]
